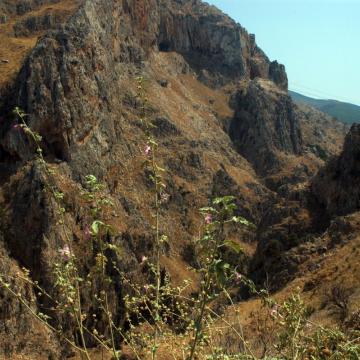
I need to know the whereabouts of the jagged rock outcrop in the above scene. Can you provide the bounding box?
[227,79,347,186]
[229,79,302,176]
[0,0,351,357]
[299,103,348,161]
[269,60,287,91]
[1,0,288,168]
[312,124,360,217]
[0,0,283,355]
[232,86,349,288]
[248,122,351,290]
[157,0,287,88]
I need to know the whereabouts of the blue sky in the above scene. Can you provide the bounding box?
[205,0,360,105]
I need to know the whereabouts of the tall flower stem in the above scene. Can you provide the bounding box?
[151,146,161,360]
[136,76,164,359]
[187,273,211,360]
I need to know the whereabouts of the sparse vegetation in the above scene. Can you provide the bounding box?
[0,100,359,359]
[323,285,353,322]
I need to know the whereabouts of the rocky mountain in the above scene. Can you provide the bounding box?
[0,0,357,359]
[289,90,360,125]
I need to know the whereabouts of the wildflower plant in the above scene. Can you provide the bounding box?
[0,99,358,360]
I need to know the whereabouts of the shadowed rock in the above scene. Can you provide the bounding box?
[229,79,302,176]
[312,124,360,217]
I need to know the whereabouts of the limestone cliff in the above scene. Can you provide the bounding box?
[229,79,302,176]
[1,0,288,168]
[0,0,351,357]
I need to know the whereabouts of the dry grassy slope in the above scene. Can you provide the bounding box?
[0,0,355,358]
[0,0,82,89]
[219,212,360,356]
[70,212,360,359]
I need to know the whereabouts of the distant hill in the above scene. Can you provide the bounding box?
[289,90,360,124]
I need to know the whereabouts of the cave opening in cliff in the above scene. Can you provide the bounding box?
[48,140,70,162]
[158,40,171,52]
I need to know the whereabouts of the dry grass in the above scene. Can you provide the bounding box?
[223,213,360,356]
[0,0,82,89]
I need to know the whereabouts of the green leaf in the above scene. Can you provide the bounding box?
[85,174,97,184]
[224,203,237,212]
[90,220,105,236]
[212,196,235,205]
[223,239,243,254]
[148,122,157,129]
[211,259,230,285]
[232,216,256,229]
[199,206,216,214]
[54,191,64,200]
[160,234,168,244]
[213,260,230,286]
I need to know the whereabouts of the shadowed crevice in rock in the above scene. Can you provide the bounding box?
[312,124,360,217]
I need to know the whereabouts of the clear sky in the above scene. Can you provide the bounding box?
[205,0,360,105]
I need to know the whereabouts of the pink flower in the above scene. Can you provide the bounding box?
[234,272,242,284]
[84,225,91,240]
[205,214,213,224]
[143,284,150,292]
[12,124,22,131]
[140,255,148,264]
[58,245,71,261]
[144,144,151,156]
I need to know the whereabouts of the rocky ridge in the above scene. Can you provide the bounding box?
[0,0,356,358]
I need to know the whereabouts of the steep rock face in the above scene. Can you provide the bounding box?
[0,0,83,90]
[269,60,287,90]
[228,83,348,288]
[1,161,140,354]
[298,103,348,161]
[0,0,351,356]
[248,117,348,289]
[0,0,281,355]
[229,79,302,176]
[228,79,346,186]
[157,0,287,88]
[312,124,360,217]
[1,0,288,168]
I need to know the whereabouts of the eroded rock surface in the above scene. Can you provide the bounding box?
[229,79,302,176]
[0,0,352,357]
